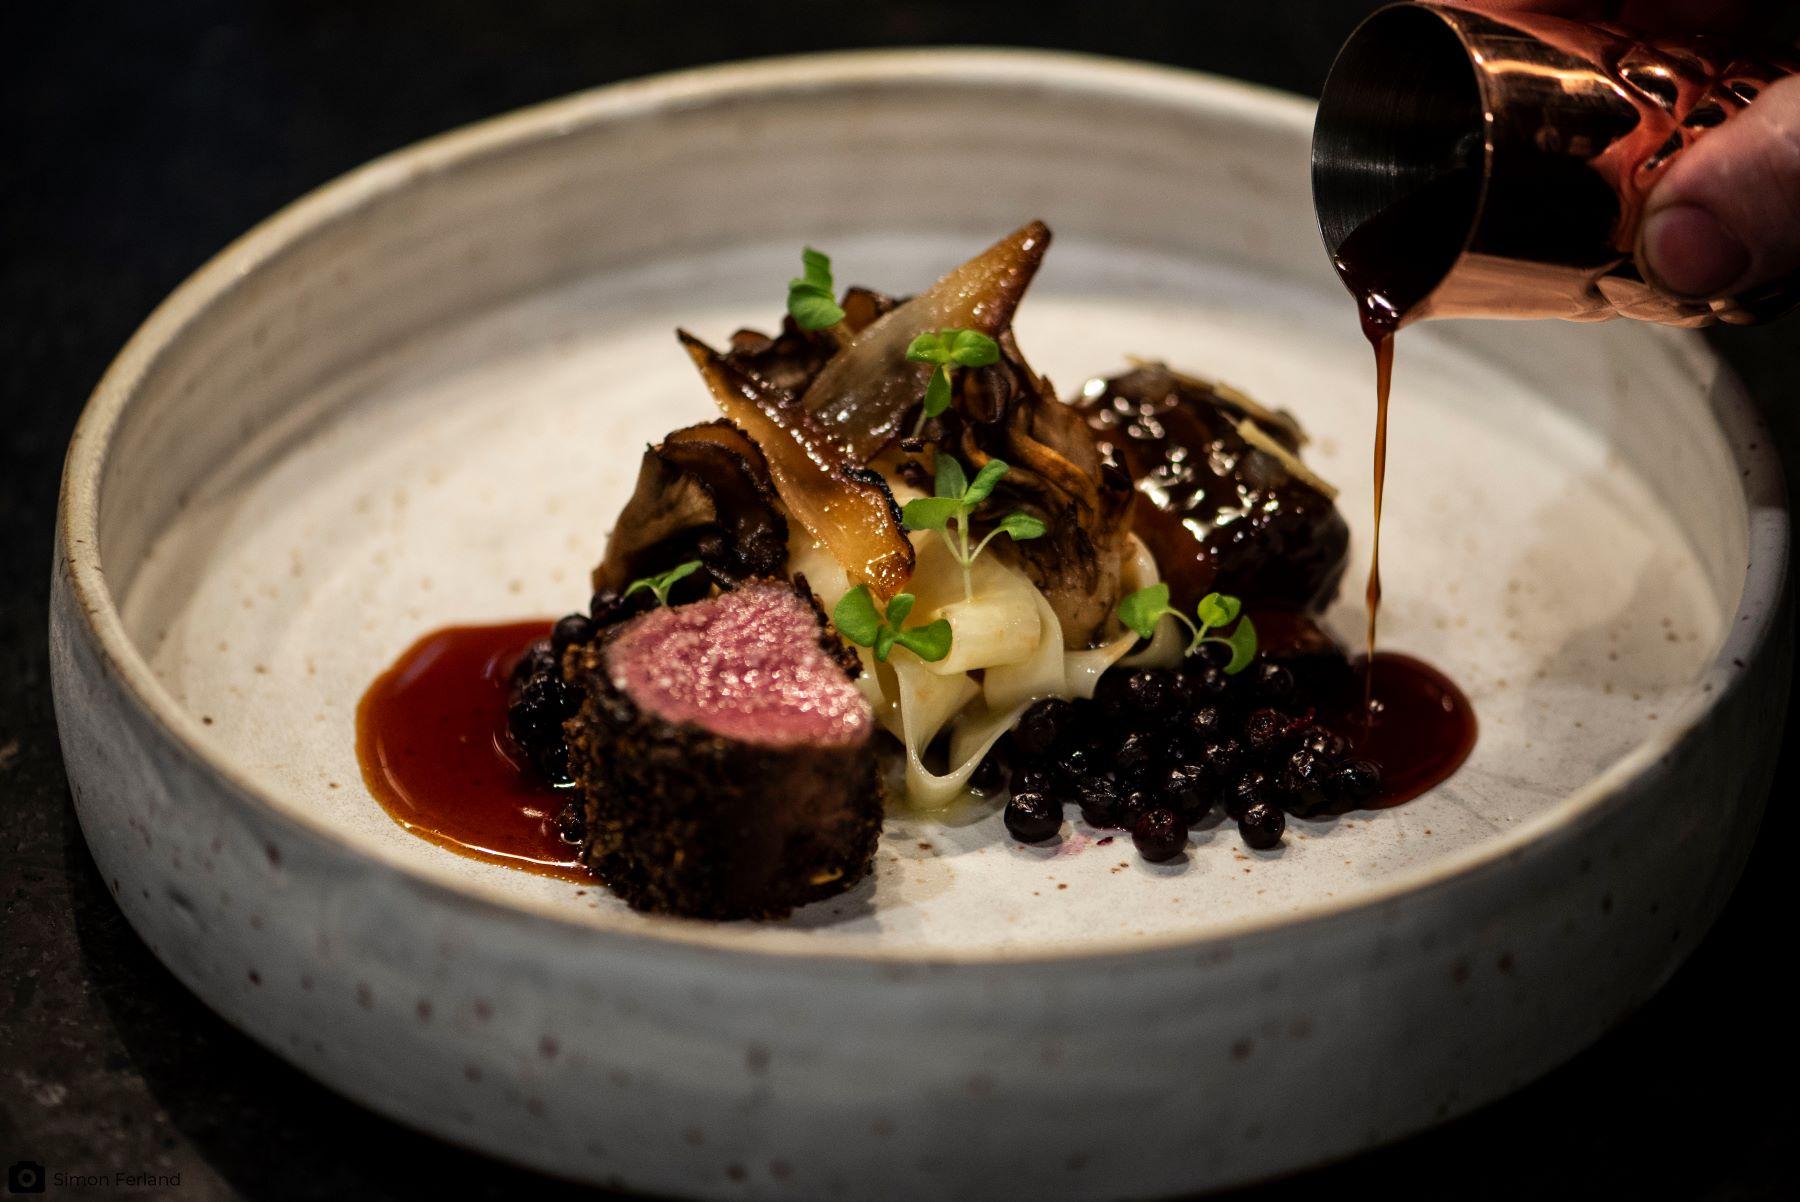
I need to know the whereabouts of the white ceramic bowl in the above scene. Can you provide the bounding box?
[52,51,1790,1199]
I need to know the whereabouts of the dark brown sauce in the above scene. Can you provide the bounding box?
[1321,652,1478,807]
[1251,609,1476,806]
[1366,332,1393,660]
[356,619,587,881]
[1330,173,1479,795]
[1330,173,1464,660]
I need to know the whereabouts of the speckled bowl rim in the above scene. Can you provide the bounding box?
[59,48,1791,965]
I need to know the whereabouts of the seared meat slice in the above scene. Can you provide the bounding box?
[562,581,881,920]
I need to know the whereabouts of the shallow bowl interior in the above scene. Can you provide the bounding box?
[72,51,1774,958]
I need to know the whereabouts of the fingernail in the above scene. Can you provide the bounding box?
[1641,204,1751,299]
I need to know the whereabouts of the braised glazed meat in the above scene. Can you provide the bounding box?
[1075,363,1349,616]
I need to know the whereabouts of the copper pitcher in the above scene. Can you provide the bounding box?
[1312,1,1800,327]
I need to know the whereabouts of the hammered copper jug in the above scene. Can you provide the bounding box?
[1312,1,1800,327]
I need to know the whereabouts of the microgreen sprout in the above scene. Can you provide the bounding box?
[786,247,846,331]
[623,559,702,608]
[1115,584,1258,673]
[901,456,1047,601]
[904,328,1000,438]
[832,587,953,663]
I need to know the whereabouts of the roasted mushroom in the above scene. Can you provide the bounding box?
[936,333,1137,648]
[594,420,789,594]
[679,332,915,599]
[798,221,1052,460]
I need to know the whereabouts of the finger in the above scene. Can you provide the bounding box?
[1638,73,1800,298]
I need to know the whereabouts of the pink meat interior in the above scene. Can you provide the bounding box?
[604,582,872,748]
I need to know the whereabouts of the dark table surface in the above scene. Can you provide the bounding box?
[4,3,1796,1199]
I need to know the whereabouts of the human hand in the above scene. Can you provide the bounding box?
[1476,1,1799,301]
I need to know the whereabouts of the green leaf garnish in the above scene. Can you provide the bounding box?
[623,559,703,608]
[1221,614,1258,674]
[933,454,967,498]
[907,328,998,368]
[948,328,1000,367]
[1116,582,1172,641]
[796,247,832,291]
[832,586,951,663]
[905,331,951,365]
[900,456,1038,601]
[901,495,961,533]
[788,288,846,330]
[921,365,953,419]
[905,327,998,438]
[786,246,845,330]
[894,618,953,662]
[994,511,1047,542]
[1196,592,1242,629]
[831,584,884,646]
[962,459,1009,507]
[1113,584,1257,672]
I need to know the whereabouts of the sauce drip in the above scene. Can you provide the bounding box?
[1366,333,1393,660]
[356,620,586,881]
[1330,171,1479,780]
[1329,169,1474,659]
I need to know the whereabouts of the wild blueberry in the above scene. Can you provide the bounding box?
[1132,808,1188,862]
[1005,792,1063,842]
[1014,698,1077,762]
[1279,747,1331,813]
[552,613,594,654]
[1238,802,1286,849]
[1250,661,1296,706]
[1331,758,1384,806]
[1160,763,1213,825]
[1243,707,1294,758]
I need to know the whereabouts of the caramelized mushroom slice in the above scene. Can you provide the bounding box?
[723,287,901,397]
[951,335,1136,647]
[800,221,1051,461]
[679,332,915,599]
[594,420,790,594]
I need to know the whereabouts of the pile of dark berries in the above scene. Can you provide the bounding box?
[507,587,657,840]
[998,649,1382,859]
[507,636,579,785]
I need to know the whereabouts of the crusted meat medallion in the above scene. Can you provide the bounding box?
[562,580,881,920]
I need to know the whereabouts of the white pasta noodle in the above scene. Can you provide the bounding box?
[791,522,1171,811]
[910,537,1040,676]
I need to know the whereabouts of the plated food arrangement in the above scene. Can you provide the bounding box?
[358,222,1474,919]
[55,52,1784,1197]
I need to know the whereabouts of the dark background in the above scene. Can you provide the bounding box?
[3,3,1795,1199]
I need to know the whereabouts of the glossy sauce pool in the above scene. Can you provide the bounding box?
[356,619,587,881]
[1251,610,1476,807]
[1319,652,1477,807]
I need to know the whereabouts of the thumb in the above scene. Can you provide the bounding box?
[1638,73,1800,301]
